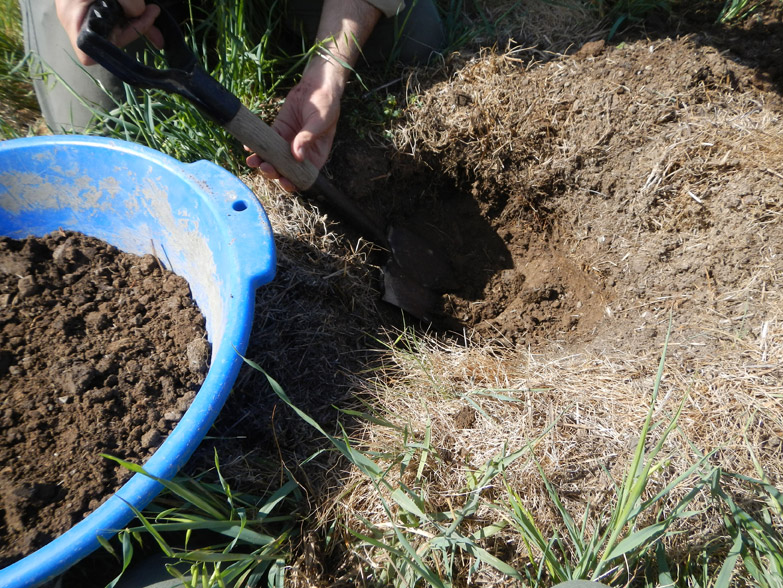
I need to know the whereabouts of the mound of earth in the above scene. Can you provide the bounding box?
[328,17,783,359]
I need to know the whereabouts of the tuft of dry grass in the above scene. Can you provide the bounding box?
[476,0,606,55]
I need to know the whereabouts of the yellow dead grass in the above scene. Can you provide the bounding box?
[236,6,783,580]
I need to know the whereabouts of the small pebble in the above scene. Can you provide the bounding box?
[186,338,210,375]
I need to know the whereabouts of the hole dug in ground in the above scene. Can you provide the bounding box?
[327,129,607,346]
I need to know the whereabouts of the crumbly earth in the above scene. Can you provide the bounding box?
[0,231,208,568]
[327,4,783,357]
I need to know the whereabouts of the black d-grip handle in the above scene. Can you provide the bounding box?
[77,0,240,124]
[76,0,362,199]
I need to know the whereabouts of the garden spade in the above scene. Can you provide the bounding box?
[78,0,457,320]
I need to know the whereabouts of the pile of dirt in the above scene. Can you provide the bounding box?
[0,231,208,567]
[353,24,783,355]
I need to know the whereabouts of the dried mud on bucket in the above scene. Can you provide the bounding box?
[0,231,208,567]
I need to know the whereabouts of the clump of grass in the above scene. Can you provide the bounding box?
[247,352,547,586]
[439,0,501,53]
[0,0,24,94]
[100,450,300,588]
[234,326,781,586]
[717,0,772,21]
[0,0,38,138]
[708,469,783,587]
[499,328,710,586]
[97,314,783,588]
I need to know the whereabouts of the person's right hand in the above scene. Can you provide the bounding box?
[55,0,164,65]
[245,65,342,193]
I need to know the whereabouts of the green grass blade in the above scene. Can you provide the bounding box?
[102,530,136,588]
[603,521,666,561]
[416,421,432,481]
[119,498,174,557]
[101,454,227,520]
[502,482,570,581]
[244,359,385,477]
[714,531,744,588]
[533,455,585,558]
[655,541,674,587]
[123,520,278,543]
[433,535,525,581]
[391,487,428,522]
[176,550,278,563]
[337,407,404,431]
[257,479,298,519]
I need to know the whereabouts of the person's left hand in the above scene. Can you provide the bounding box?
[246,63,341,193]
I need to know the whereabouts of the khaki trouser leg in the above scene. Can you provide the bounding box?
[21,0,123,133]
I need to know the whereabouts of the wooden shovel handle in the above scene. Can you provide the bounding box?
[224,104,320,191]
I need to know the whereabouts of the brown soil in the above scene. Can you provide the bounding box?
[0,231,208,568]
[326,3,783,356]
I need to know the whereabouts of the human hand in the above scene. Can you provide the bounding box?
[245,0,383,191]
[245,61,342,193]
[56,0,164,65]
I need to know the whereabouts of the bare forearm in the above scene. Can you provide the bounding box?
[308,0,382,86]
[249,0,383,183]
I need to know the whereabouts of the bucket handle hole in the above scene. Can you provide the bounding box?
[232,200,248,212]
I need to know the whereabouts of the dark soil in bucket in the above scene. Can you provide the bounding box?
[0,231,209,568]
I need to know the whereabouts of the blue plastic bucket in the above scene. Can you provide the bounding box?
[0,135,276,588]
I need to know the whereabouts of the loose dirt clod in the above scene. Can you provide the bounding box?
[0,231,208,567]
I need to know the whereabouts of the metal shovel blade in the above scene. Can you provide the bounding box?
[381,259,443,321]
[386,225,459,292]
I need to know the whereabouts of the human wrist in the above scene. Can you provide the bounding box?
[303,50,350,98]
[314,0,381,66]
